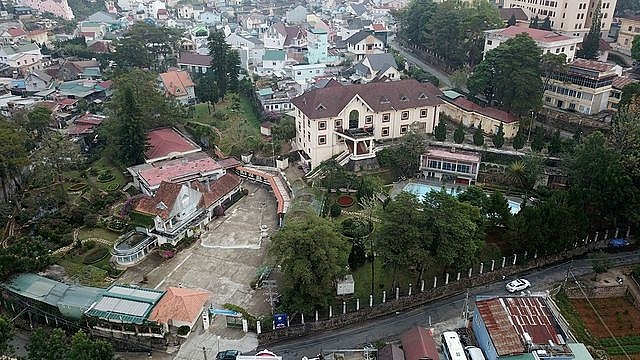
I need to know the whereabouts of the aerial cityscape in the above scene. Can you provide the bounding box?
[0,0,638,358]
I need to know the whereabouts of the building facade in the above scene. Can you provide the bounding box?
[612,16,640,56]
[501,0,617,37]
[419,147,481,185]
[484,26,581,62]
[291,79,443,170]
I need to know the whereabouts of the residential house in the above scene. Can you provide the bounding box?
[67,112,105,138]
[345,30,385,60]
[25,69,52,93]
[285,5,308,24]
[19,0,74,20]
[26,29,49,45]
[148,287,211,333]
[543,58,622,115]
[77,21,107,40]
[502,0,616,37]
[158,69,196,105]
[13,6,34,20]
[287,63,326,85]
[345,3,369,18]
[85,11,121,31]
[473,295,590,360]
[87,40,113,54]
[352,53,400,82]
[156,8,168,20]
[439,90,520,139]
[484,26,581,63]
[58,59,101,80]
[399,326,439,360]
[176,4,194,19]
[189,25,209,50]
[239,12,268,34]
[419,147,481,185]
[225,32,265,67]
[57,79,107,101]
[178,52,212,74]
[307,28,338,64]
[291,79,443,169]
[257,86,297,112]
[262,23,307,50]
[613,15,640,56]
[0,27,27,45]
[198,9,222,25]
[0,43,43,74]
[258,49,287,77]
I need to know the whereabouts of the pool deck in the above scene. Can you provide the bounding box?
[392,179,524,206]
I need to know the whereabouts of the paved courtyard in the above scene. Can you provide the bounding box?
[117,181,279,358]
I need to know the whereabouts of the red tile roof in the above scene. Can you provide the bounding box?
[476,296,563,357]
[160,69,195,97]
[612,76,638,89]
[292,79,443,119]
[235,167,290,214]
[59,98,78,106]
[450,97,519,123]
[400,326,439,360]
[135,181,184,219]
[372,23,385,31]
[195,173,242,209]
[148,287,210,325]
[138,156,222,188]
[76,113,105,125]
[178,52,212,67]
[5,27,26,37]
[146,127,200,161]
[570,58,616,73]
[496,26,575,43]
[216,157,242,169]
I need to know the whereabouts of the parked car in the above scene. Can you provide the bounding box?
[216,350,240,360]
[506,278,531,293]
[608,238,630,248]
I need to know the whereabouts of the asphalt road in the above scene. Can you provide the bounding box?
[388,38,452,88]
[270,249,640,360]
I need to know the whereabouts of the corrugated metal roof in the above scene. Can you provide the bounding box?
[92,296,151,317]
[107,284,164,302]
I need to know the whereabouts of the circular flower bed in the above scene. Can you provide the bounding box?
[105,182,120,192]
[336,195,355,207]
[97,171,115,183]
[82,246,110,265]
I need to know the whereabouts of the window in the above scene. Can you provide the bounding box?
[456,164,470,174]
[382,113,390,122]
[381,127,389,136]
[318,121,327,130]
[401,111,409,120]
[365,115,373,124]
[428,160,441,169]
[400,125,408,134]
[420,109,428,118]
[318,135,326,145]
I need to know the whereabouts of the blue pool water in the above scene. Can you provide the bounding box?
[403,182,521,214]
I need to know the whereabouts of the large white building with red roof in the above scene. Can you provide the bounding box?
[290,79,443,170]
[483,26,581,63]
[145,127,202,164]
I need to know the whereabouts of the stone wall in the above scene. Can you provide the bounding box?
[564,283,628,299]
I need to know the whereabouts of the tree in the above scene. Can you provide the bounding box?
[376,192,431,285]
[577,3,602,60]
[450,67,470,90]
[270,213,350,312]
[356,175,382,201]
[512,128,526,150]
[608,102,640,183]
[28,328,69,360]
[531,126,545,152]
[110,86,148,166]
[225,49,241,92]
[454,122,465,143]
[548,129,562,155]
[0,121,28,202]
[529,15,540,29]
[113,23,182,71]
[0,316,13,356]
[468,33,543,116]
[375,130,426,178]
[25,106,52,138]
[507,13,517,26]
[507,156,542,192]
[458,186,489,217]
[68,330,114,360]
[434,119,447,141]
[209,30,231,101]
[473,125,485,146]
[632,35,640,63]
[540,16,552,30]
[619,82,640,109]
[492,123,505,148]
[486,191,512,227]
[195,71,219,112]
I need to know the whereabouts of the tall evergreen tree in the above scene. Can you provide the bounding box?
[508,13,517,26]
[473,125,485,146]
[578,3,602,60]
[208,30,230,101]
[434,119,447,141]
[529,15,540,28]
[513,128,526,150]
[492,123,505,148]
[113,87,147,165]
[531,126,546,152]
[454,122,465,143]
[541,16,552,30]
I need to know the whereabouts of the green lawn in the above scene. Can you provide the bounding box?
[78,227,121,243]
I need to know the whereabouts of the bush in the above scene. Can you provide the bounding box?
[68,182,88,192]
[105,182,120,192]
[330,203,342,218]
[177,325,190,336]
[82,247,109,265]
[96,171,115,183]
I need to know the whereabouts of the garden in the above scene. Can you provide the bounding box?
[56,240,123,287]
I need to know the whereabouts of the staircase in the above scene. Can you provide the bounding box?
[336,151,351,166]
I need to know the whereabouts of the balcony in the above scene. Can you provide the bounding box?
[334,127,375,140]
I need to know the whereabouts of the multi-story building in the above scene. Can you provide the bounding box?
[612,16,640,56]
[290,79,443,170]
[307,28,331,64]
[419,147,481,185]
[543,58,620,114]
[608,76,638,110]
[502,0,617,38]
[484,26,581,62]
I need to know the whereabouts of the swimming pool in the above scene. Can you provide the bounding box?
[403,182,522,214]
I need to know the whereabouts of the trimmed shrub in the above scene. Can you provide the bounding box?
[330,203,342,218]
[177,325,190,336]
[105,182,120,192]
[82,246,109,265]
[96,171,115,183]
[68,182,88,192]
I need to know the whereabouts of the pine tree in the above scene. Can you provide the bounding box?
[541,16,552,30]
[578,3,602,60]
[548,129,562,155]
[492,123,505,149]
[513,128,526,150]
[434,120,447,141]
[529,15,540,29]
[114,87,147,165]
[473,125,485,146]
[454,122,465,144]
[531,126,546,152]
[208,30,230,101]
[508,14,517,27]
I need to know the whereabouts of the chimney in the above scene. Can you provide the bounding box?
[206,178,211,192]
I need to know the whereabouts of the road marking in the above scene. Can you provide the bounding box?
[154,253,193,290]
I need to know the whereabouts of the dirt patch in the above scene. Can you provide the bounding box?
[570,297,640,338]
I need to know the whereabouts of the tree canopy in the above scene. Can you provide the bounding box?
[468,33,543,116]
[632,35,640,62]
[113,23,182,72]
[270,212,350,312]
[208,30,241,101]
[577,4,602,60]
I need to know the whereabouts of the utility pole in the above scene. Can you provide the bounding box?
[263,280,278,314]
[203,346,208,360]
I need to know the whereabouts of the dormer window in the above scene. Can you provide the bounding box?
[418,93,427,100]
[380,96,390,104]
[157,201,168,210]
[400,95,408,102]
[315,103,326,110]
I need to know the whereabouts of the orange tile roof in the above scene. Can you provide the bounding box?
[148,287,210,325]
[196,173,242,209]
[159,69,194,97]
[235,166,290,214]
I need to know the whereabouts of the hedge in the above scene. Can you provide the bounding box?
[82,247,110,265]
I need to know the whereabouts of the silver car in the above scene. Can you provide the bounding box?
[506,278,531,293]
